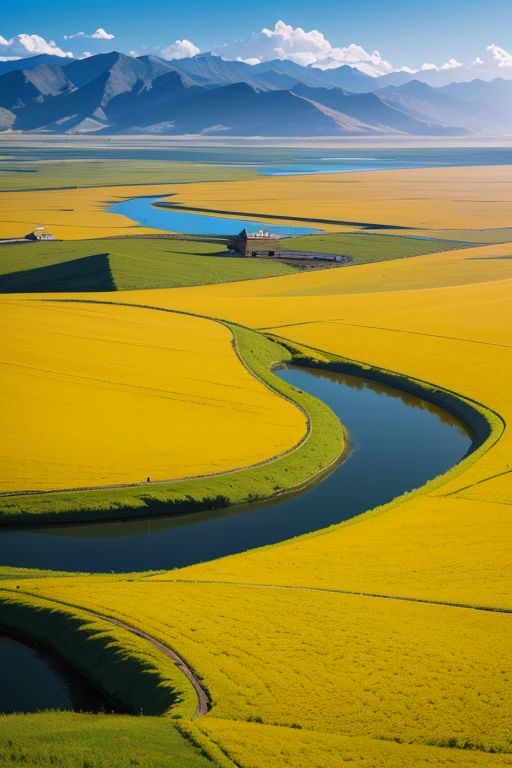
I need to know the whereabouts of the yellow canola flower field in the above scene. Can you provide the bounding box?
[0,300,306,490]
[15,577,512,753]
[0,181,327,240]
[119,249,510,609]
[0,185,176,239]
[197,719,512,768]
[97,240,512,316]
[3,166,512,767]
[166,164,512,229]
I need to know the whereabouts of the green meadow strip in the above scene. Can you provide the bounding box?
[0,327,345,524]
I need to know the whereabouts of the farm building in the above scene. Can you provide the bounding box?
[230,229,280,257]
[30,226,56,241]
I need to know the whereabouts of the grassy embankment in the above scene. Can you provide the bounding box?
[0,300,308,492]
[0,591,196,717]
[0,587,230,767]
[0,317,343,523]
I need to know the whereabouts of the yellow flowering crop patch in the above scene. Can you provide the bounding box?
[145,274,511,609]
[2,162,512,767]
[198,719,512,768]
[0,300,306,491]
[12,577,512,753]
[0,185,176,240]
[165,164,512,229]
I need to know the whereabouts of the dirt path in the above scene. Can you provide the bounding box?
[0,586,209,717]
[97,613,209,717]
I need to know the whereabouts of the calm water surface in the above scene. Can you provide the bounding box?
[0,634,108,714]
[109,196,322,235]
[0,367,471,574]
[5,146,512,170]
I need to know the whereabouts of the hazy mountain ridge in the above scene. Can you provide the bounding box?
[0,51,509,136]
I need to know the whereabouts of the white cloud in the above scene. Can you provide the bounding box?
[415,58,462,73]
[212,20,396,76]
[236,56,261,66]
[0,33,72,59]
[487,43,512,67]
[91,28,114,40]
[161,39,200,60]
[64,28,114,40]
[206,21,512,82]
[440,58,463,70]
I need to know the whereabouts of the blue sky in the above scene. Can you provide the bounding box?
[2,0,512,76]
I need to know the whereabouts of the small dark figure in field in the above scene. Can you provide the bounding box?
[147,477,150,483]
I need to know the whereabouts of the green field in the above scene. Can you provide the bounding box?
[277,231,477,264]
[0,238,298,292]
[0,158,257,192]
[0,712,213,768]
[0,230,483,295]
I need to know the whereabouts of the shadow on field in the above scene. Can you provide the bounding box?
[0,253,116,293]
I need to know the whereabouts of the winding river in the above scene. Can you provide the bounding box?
[0,366,472,574]
[109,195,322,235]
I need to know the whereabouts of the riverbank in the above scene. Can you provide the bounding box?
[0,320,485,532]
[0,323,344,525]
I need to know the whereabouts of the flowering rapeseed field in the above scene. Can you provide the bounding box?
[165,165,512,229]
[12,576,510,754]
[1,163,511,767]
[0,299,306,490]
[0,185,174,239]
[197,719,512,768]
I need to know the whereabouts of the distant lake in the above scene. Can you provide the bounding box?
[109,196,322,236]
[6,145,512,172]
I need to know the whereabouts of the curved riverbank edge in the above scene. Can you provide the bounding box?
[0,301,495,527]
[0,316,345,525]
[0,589,200,719]
[153,200,407,231]
[259,335,503,541]
[0,623,114,713]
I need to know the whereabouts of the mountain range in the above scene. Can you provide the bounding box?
[0,51,510,136]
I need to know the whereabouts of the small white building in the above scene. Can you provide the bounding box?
[35,232,56,241]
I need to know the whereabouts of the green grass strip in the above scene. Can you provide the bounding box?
[0,711,214,767]
[0,591,197,718]
[0,325,344,526]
